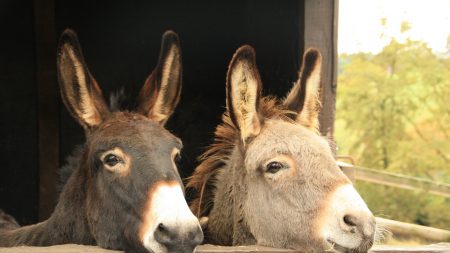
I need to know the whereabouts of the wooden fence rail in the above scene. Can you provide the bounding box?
[338,162,450,198]
[376,218,450,242]
[338,162,450,243]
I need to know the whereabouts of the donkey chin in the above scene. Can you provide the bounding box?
[319,184,376,253]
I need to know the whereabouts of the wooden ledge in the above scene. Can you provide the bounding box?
[0,244,117,253]
[0,243,449,253]
[370,243,450,253]
[196,245,297,252]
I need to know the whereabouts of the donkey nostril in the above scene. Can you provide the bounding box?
[343,214,357,227]
[154,222,203,249]
[158,223,166,232]
[154,223,175,245]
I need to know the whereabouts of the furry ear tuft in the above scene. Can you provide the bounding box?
[283,48,322,130]
[137,30,182,125]
[226,45,262,143]
[57,29,110,130]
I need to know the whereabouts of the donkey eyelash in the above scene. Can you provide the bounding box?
[99,147,128,168]
[103,153,123,162]
[263,160,289,168]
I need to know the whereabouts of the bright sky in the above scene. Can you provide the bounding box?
[338,0,450,54]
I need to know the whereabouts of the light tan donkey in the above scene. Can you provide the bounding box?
[187,46,375,253]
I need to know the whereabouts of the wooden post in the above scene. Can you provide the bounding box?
[34,0,59,221]
[302,0,339,155]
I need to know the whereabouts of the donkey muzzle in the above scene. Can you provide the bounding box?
[140,181,204,253]
[321,184,376,252]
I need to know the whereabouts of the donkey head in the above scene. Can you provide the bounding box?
[57,29,202,253]
[224,46,375,252]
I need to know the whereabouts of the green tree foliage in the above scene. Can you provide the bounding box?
[336,38,450,229]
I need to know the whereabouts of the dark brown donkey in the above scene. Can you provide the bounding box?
[0,30,203,253]
[187,46,375,253]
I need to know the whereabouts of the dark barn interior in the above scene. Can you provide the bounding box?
[0,0,336,226]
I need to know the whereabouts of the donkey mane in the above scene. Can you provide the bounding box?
[187,97,295,217]
[58,146,84,193]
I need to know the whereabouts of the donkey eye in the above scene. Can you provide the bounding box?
[103,154,121,167]
[266,161,284,174]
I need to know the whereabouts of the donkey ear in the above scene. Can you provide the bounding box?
[137,30,182,125]
[283,48,322,131]
[57,29,110,130]
[226,45,262,143]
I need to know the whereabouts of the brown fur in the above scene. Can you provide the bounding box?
[0,210,20,230]
[0,29,202,253]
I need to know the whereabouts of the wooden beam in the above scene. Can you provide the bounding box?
[339,164,450,198]
[370,244,450,253]
[376,218,450,243]
[33,0,59,221]
[196,245,296,252]
[302,0,339,155]
[1,243,450,253]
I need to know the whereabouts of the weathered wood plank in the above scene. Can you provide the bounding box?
[0,244,117,253]
[370,243,450,253]
[302,0,339,155]
[1,244,450,253]
[196,245,297,252]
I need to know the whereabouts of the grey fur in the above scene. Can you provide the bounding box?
[188,47,375,253]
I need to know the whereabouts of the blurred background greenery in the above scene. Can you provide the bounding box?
[336,19,450,232]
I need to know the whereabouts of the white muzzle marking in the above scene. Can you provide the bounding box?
[140,182,200,253]
[320,184,374,250]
